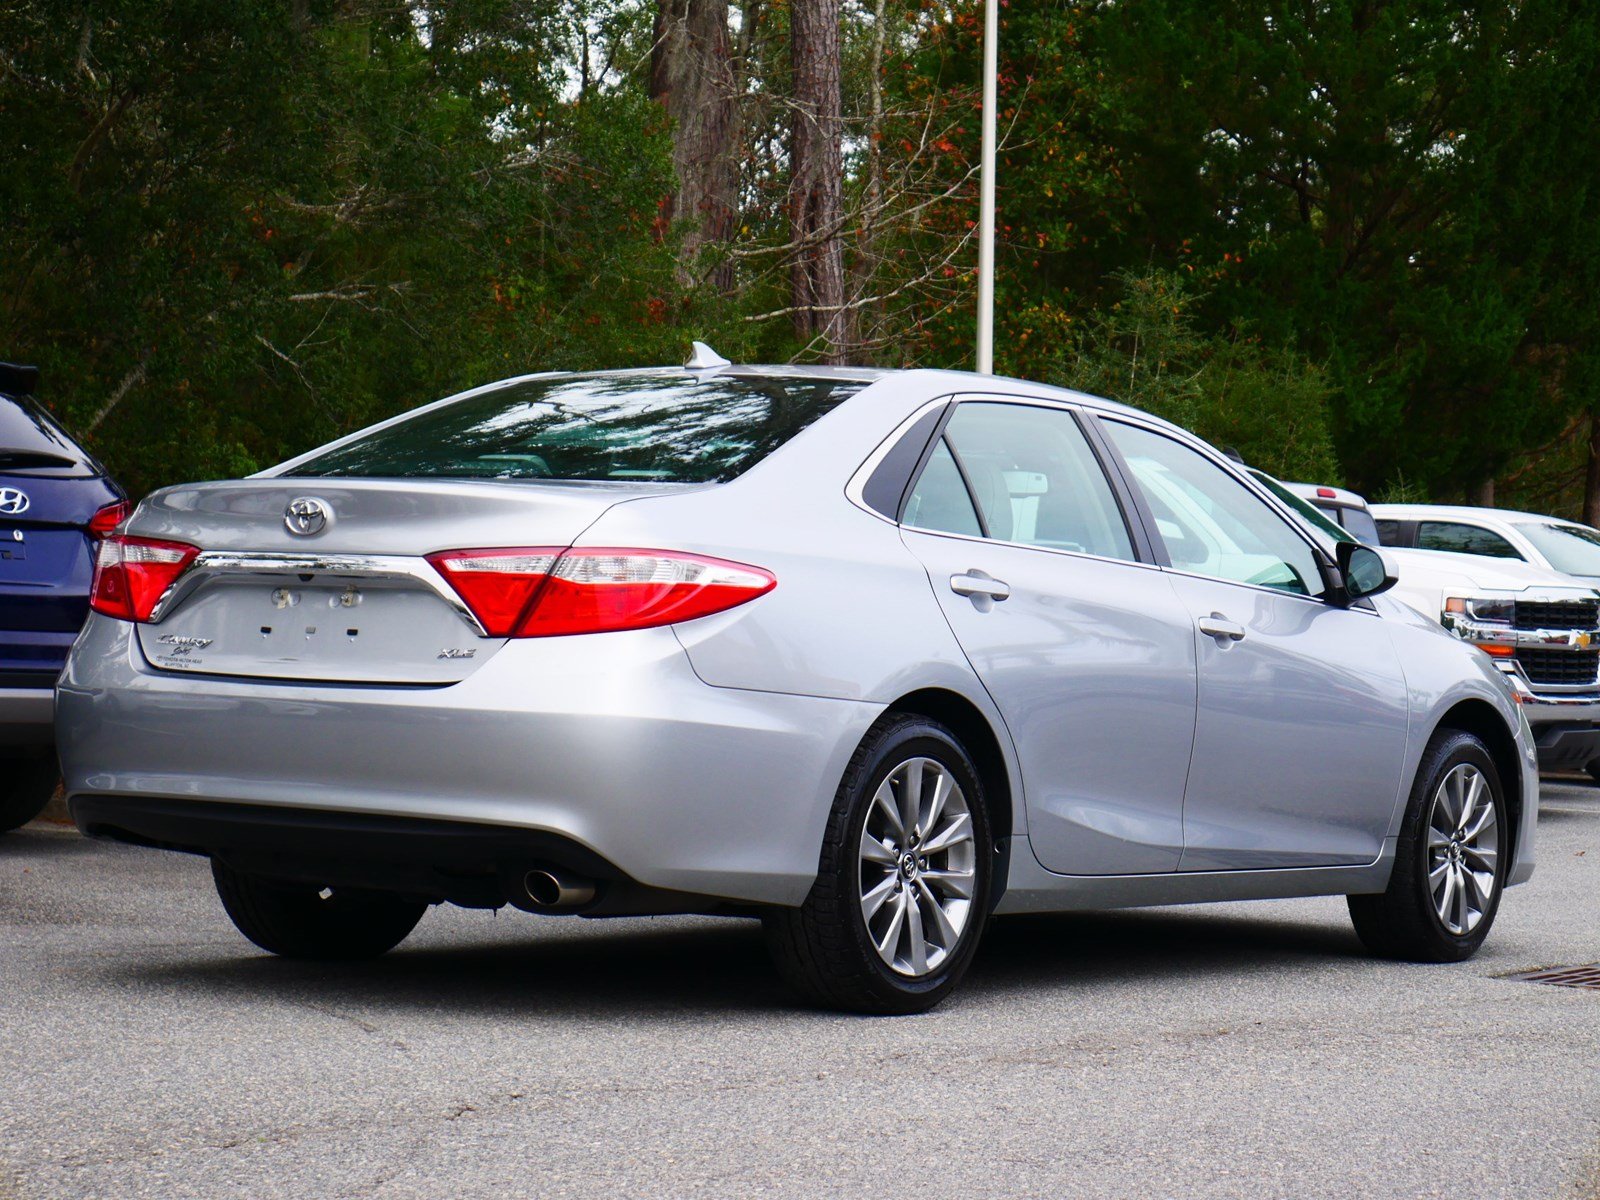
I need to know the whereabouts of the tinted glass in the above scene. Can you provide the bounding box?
[1337,505,1382,546]
[1108,422,1324,596]
[1516,521,1600,577]
[287,371,869,483]
[1249,471,1351,544]
[1375,519,1404,546]
[939,402,1134,559]
[0,396,87,473]
[903,438,982,536]
[1417,521,1521,559]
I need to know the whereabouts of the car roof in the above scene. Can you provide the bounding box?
[1369,503,1581,527]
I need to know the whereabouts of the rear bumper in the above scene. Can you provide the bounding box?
[57,616,877,906]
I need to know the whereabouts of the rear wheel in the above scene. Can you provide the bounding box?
[1348,729,1506,962]
[0,753,60,833]
[764,714,993,1014]
[211,859,427,960]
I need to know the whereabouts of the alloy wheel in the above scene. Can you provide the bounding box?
[1426,763,1499,936]
[858,756,978,977]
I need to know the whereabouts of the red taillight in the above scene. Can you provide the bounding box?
[424,548,564,636]
[89,534,200,622]
[88,500,130,539]
[427,547,776,638]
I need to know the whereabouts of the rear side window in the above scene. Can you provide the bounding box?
[285,371,869,483]
[1375,519,1404,546]
[0,396,87,473]
[903,439,982,536]
[1417,521,1521,559]
[907,402,1134,560]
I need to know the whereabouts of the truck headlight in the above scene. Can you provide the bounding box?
[1444,596,1514,624]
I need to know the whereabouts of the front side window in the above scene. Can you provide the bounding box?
[909,402,1136,560]
[1516,521,1600,577]
[1416,521,1521,560]
[284,371,869,483]
[1249,470,1352,545]
[1107,421,1325,596]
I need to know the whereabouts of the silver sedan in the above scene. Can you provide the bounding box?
[58,355,1537,1012]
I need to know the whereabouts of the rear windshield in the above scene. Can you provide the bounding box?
[1336,504,1381,546]
[0,396,88,474]
[284,371,870,483]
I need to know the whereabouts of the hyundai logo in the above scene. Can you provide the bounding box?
[284,496,331,536]
[0,488,29,516]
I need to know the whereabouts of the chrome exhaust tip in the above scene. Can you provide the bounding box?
[518,868,597,911]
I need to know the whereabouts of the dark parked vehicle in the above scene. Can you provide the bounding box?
[0,363,126,830]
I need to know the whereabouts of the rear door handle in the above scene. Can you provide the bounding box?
[1197,613,1246,642]
[950,572,1011,601]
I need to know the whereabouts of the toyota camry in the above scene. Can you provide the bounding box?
[58,347,1537,1012]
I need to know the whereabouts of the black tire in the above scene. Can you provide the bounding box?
[764,713,994,1014]
[1348,729,1507,962]
[0,753,60,833]
[211,858,427,960]
[1585,761,1600,787]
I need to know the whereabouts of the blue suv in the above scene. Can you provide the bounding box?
[0,363,126,830]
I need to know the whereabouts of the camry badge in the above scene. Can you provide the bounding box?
[157,634,213,657]
[284,496,331,536]
[0,488,30,516]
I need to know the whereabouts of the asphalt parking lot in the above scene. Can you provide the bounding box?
[3,784,1598,1200]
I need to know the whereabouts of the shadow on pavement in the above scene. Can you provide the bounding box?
[98,903,1367,1021]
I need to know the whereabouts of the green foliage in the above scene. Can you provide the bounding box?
[1036,270,1339,483]
[2,0,1597,513]
[0,1,693,497]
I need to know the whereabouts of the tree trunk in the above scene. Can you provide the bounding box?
[1468,477,1495,507]
[1585,411,1600,527]
[652,0,739,292]
[788,0,847,362]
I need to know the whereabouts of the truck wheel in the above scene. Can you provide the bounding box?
[0,754,60,833]
[211,859,427,960]
[1348,729,1506,962]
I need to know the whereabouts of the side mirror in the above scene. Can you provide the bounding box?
[1337,541,1397,602]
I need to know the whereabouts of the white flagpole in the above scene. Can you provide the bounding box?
[975,0,998,374]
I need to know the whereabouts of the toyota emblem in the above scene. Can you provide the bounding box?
[284,496,331,536]
[0,488,30,516]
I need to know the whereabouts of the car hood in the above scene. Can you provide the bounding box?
[1385,547,1598,597]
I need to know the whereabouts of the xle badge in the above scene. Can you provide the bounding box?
[438,648,477,660]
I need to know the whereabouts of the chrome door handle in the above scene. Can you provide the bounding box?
[950,573,1011,601]
[1197,614,1246,642]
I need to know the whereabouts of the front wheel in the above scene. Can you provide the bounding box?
[764,714,993,1014]
[211,859,427,960]
[1348,729,1506,962]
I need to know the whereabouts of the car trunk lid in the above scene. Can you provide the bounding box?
[127,478,679,684]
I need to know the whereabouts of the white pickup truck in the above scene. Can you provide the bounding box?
[1259,473,1600,777]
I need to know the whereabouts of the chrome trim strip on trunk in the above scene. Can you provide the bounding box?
[145,552,487,635]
